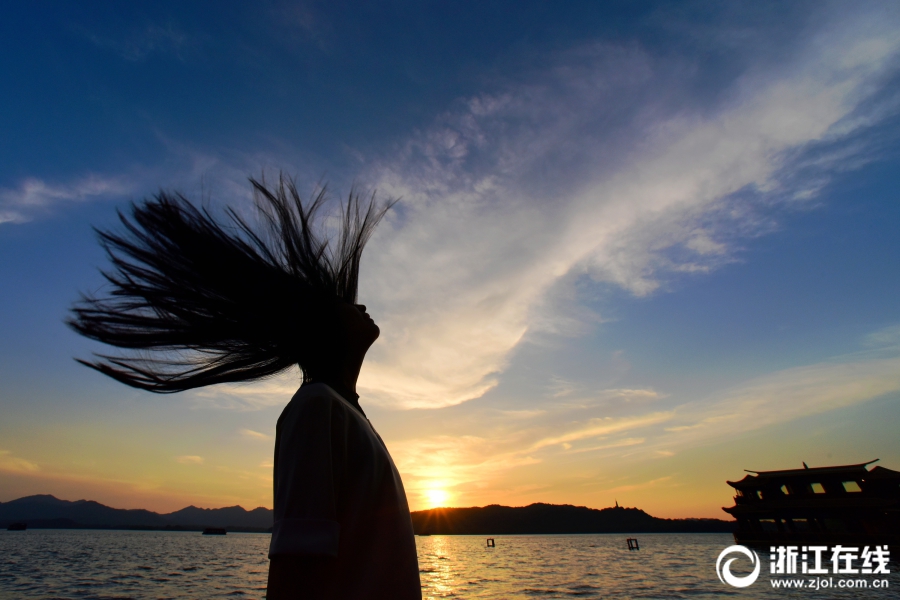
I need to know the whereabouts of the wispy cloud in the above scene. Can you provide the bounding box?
[240,428,272,441]
[566,437,646,455]
[175,455,204,465]
[77,22,196,62]
[391,408,674,508]
[387,333,900,509]
[661,355,900,448]
[864,324,900,350]
[529,412,672,451]
[0,128,320,229]
[354,8,900,409]
[0,175,133,225]
[190,376,300,411]
[40,6,900,423]
[0,450,40,474]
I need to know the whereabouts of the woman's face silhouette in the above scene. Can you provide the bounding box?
[336,302,380,353]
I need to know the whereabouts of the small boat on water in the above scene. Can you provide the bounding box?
[202,527,227,535]
[723,459,900,546]
[7,522,26,531]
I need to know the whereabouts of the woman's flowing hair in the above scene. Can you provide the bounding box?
[67,175,394,393]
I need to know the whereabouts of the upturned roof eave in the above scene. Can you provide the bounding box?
[730,461,879,485]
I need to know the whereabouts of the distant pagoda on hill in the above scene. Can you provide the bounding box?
[723,460,900,546]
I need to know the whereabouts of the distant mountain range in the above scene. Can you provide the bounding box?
[412,503,735,534]
[0,495,273,532]
[1,495,735,534]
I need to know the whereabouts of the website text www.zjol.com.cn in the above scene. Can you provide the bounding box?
[716,544,891,591]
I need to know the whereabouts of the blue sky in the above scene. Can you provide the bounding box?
[1,1,899,517]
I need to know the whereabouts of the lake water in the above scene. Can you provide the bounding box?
[0,530,895,599]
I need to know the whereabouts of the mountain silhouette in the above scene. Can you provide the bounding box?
[0,495,270,531]
[412,503,734,535]
[164,504,273,528]
[1,495,734,534]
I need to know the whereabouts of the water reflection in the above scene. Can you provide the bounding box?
[418,535,457,596]
[2,531,895,599]
[415,533,899,599]
[0,529,269,599]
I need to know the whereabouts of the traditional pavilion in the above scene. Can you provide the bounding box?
[723,460,900,546]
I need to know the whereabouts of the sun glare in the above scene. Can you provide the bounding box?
[424,488,450,508]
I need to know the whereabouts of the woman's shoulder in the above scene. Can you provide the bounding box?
[275,384,368,445]
[279,383,359,424]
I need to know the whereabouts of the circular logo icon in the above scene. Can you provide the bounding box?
[716,545,761,588]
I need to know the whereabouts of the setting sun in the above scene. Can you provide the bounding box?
[424,488,450,508]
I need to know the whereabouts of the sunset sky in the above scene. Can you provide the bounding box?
[2,1,900,519]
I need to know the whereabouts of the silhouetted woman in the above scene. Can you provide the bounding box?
[68,176,422,599]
